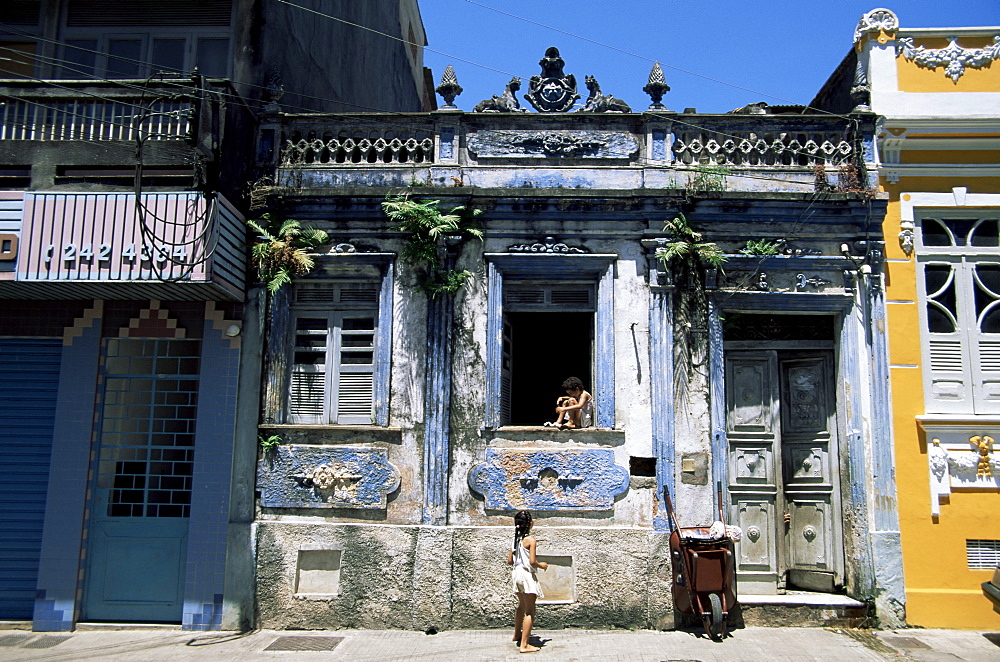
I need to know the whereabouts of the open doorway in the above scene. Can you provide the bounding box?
[504,311,592,426]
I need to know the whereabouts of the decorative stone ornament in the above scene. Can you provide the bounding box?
[897,36,1000,83]
[257,445,401,509]
[926,436,1000,515]
[468,448,629,510]
[524,47,580,113]
[578,76,631,113]
[473,77,527,113]
[643,61,670,110]
[507,237,588,254]
[854,8,898,44]
[435,65,463,109]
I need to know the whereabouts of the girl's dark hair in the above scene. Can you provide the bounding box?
[562,376,584,391]
[513,510,533,552]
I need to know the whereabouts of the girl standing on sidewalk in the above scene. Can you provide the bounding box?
[507,510,548,653]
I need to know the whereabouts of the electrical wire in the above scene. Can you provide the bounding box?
[3,16,862,168]
[2,11,868,187]
[0,21,435,117]
[461,0,857,121]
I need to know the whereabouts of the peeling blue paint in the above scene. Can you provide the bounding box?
[468,448,629,511]
[257,445,400,509]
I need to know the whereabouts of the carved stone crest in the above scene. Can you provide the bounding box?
[468,447,629,510]
[257,445,401,509]
[524,47,580,113]
[467,130,637,159]
[507,237,588,254]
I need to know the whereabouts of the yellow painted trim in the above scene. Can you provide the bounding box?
[908,588,996,595]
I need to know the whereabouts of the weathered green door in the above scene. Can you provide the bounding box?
[725,350,844,594]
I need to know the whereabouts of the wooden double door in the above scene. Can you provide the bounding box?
[725,350,845,594]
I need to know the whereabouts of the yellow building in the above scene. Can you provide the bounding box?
[826,9,1000,628]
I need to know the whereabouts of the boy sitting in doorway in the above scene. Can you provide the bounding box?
[544,376,593,429]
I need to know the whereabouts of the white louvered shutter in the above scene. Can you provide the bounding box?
[969,262,1000,413]
[333,314,376,424]
[289,315,330,424]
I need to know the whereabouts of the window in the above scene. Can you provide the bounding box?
[287,281,387,425]
[59,34,230,78]
[967,539,1000,570]
[917,212,1000,414]
[503,283,594,425]
[485,254,616,429]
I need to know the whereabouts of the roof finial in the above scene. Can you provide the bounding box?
[643,62,670,110]
[435,65,463,109]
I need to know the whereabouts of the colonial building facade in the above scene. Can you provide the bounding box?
[251,45,905,629]
[814,9,1000,628]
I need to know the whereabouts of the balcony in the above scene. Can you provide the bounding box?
[0,190,245,301]
[266,111,875,193]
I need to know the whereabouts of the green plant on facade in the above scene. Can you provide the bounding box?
[655,213,726,386]
[381,194,483,298]
[739,238,782,256]
[655,213,727,271]
[258,434,282,453]
[686,164,730,194]
[247,214,329,293]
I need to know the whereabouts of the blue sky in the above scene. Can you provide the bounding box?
[418,1,1000,114]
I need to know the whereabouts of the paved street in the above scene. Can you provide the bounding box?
[0,626,997,662]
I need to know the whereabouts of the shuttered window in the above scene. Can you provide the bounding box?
[967,539,1000,570]
[918,214,1000,414]
[288,282,379,425]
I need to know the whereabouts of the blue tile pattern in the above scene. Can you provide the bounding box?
[181,318,239,631]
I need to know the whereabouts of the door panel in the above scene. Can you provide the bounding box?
[726,349,843,594]
[779,355,842,590]
[84,339,198,622]
[787,498,836,591]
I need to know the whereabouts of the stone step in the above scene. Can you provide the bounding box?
[734,593,869,628]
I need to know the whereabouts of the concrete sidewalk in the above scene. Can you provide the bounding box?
[0,626,997,662]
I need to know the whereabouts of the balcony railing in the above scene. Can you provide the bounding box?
[0,78,236,143]
[272,112,870,171]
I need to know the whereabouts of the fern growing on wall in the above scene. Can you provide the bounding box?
[382,194,483,298]
[247,214,329,292]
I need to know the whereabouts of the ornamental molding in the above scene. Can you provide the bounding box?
[468,447,629,511]
[507,237,588,254]
[927,436,999,516]
[467,130,638,159]
[897,35,1000,82]
[854,8,899,44]
[257,445,400,509]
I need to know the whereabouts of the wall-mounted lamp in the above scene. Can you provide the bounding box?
[225,324,242,337]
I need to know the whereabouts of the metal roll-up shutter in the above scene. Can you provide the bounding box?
[0,338,61,619]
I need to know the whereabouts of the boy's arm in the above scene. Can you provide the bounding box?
[560,394,589,412]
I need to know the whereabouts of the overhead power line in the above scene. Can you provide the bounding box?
[461,0,854,121]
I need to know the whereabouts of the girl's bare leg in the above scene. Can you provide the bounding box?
[518,593,540,652]
[513,596,525,642]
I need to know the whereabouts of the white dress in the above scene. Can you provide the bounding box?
[510,540,544,597]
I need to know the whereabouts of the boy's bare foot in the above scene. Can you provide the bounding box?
[519,644,540,653]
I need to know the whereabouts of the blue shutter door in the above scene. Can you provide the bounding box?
[0,339,61,619]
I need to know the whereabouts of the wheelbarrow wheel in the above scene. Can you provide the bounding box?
[708,592,724,640]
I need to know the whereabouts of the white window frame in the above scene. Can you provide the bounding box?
[908,191,1000,415]
[285,276,392,426]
